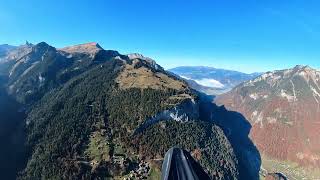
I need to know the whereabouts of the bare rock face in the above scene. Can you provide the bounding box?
[134,98,200,134]
[127,53,163,71]
[216,65,320,176]
[59,42,103,54]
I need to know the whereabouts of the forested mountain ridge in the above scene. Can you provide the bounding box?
[0,42,240,179]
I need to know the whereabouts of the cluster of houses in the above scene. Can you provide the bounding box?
[123,161,151,180]
[112,154,126,167]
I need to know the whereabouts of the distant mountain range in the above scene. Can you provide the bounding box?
[169,66,261,95]
[0,44,17,58]
[216,65,320,179]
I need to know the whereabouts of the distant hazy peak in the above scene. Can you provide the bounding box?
[171,66,218,70]
[0,44,17,56]
[168,66,262,95]
[169,66,261,76]
[0,44,16,48]
[60,42,103,54]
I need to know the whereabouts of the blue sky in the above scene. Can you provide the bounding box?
[1,0,320,73]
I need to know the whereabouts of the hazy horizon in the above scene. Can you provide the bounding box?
[2,40,319,74]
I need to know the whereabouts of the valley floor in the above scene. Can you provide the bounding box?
[260,154,320,180]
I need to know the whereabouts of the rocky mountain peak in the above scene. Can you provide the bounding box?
[25,41,33,46]
[127,53,153,61]
[32,42,56,53]
[60,42,103,54]
[246,65,319,88]
[293,64,312,70]
[84,42,102,49]
[127,53,163,71]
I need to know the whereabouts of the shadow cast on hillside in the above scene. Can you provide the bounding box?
[0,78,27,180]
[198,93,261,180]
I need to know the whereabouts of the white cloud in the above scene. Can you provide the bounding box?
[194,78,225,88]
[179,75,225,88]
[179,75,191,80]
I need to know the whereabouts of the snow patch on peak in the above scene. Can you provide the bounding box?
[249,93,259,100]
[261,72,273,80]
[38,75,45,83]
[251,111,264,128]
[252,111,258,117]
[298,70,307,78]
[244,80,255,87]
[311,86,320,97]
[283,69,293,77]
[290,80,297,101]
[127,53,153,61]
[280,89,296,102]
[267,117,277,124]
[311,86,320,104]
